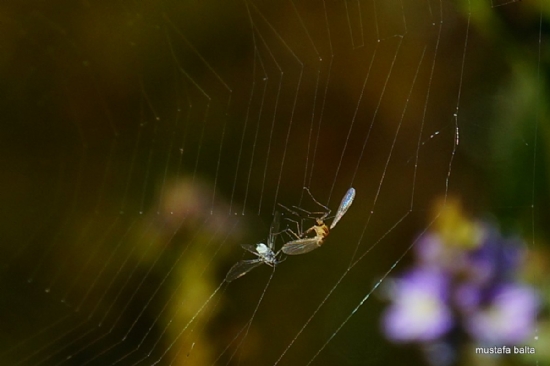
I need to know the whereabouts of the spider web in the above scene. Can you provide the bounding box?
[0,0,544,365]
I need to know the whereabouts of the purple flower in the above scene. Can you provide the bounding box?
[415,233,468,273]
[465,226,524,286]
[382,213,541,365]
[453,283,482,312]
[383,269,453,342]
[464,284,539,345]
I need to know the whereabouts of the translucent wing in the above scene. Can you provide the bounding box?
[330,187,356,229]
[225,259,262,282]
[281,237,322,255]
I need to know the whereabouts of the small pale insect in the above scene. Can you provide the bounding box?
[225,212,283,282]
[281,187,355,255]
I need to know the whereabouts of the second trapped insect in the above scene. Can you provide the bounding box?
[281,187,355,255]
[225,212,283,282]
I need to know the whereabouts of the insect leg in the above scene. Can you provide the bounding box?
[303,187,331,213]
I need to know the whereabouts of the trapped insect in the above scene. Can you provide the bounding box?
[280,187,355,255]
[225,212,283,282]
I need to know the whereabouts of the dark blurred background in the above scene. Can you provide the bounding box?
[0,0,548,365]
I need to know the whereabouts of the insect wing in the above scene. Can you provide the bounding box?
[281,238,321,255]
[225,259,262,282]
[330,187,356,229]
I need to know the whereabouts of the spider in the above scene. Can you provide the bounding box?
[280,187,355,255]
[225,212,284,282]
